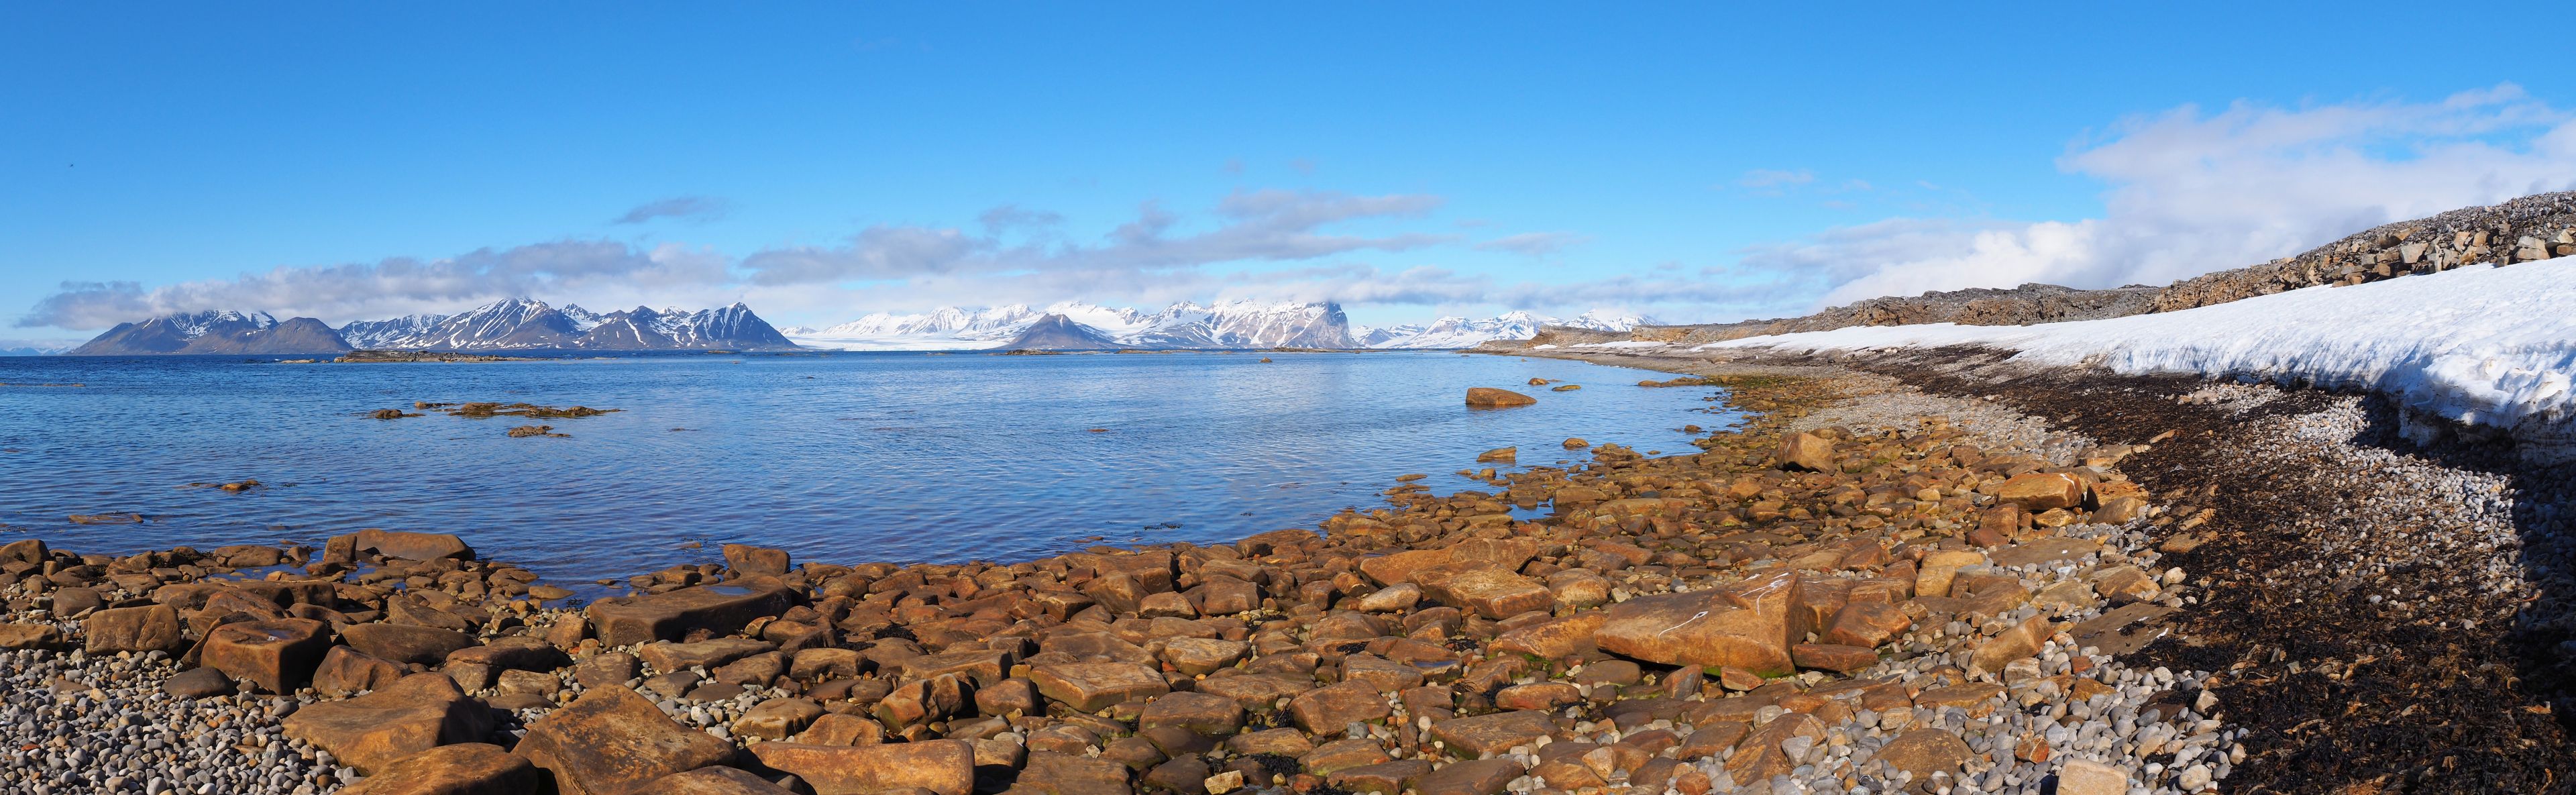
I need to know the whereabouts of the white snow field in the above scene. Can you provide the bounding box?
[1699,260,2576,440]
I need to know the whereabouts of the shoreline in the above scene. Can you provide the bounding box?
[0,353,2394,795]
[1504,344,2576,793]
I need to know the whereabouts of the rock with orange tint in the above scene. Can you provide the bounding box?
[338,743,539,795]
[748,739,976,795]
[1591,572,1799,676]
[200,617,332,694]
[1994,472,2084,511]
[282,673,494,774]
[1774,432,1835,472]
[515,684,737,795]
[1464,387,1536,407]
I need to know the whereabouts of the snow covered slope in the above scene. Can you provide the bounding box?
[789,301,1346,350]
[1699,260,2576,441]
[1359,309,1652,349]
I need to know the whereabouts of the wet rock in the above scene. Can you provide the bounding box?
[516,684,738,795]
[1464,387,1536,407]
[1328,760,1433,794]
[1030,662,1169,712]
[201,617,332,693]
[339,743,540,795]
[590,582,796,647]
[722,543,792,576]
[329,529,474,562]
[748,739,976,795]
[283,673,496,774]
[84,604,185,653]
[343,623,478,666]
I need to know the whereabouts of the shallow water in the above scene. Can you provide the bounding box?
[0,351,1731,587]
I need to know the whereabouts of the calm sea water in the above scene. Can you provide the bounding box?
[0,351,1731,588]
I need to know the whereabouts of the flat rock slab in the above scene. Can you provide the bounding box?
[342,623,478,666]
[1988,537,2104,569]
[282,673,494,775]
[591,582,796,647]
[202,617,331,694]
[1591,573,1797,676]
[1415,757,1525,795]
[331,529,475,562]
[1029,662,1169,712]
[749,739,975,795]
[517,684,738,795]
[2072,601,2179,655]
[1430,710,1558,756]
[651,765,800,795]
[85,604,184,653]
[339,743,538,795]
[639,638,778,672]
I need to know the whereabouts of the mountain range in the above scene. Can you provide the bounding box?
[59,297,1648,355]
[66,299,800,356]
[781,301,1648,351]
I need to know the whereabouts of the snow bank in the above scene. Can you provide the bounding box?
[1700,260,2576,432]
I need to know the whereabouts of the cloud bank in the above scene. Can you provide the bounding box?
[1755,85,2576,309]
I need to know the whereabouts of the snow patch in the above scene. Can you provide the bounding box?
[1699,260,2576,433]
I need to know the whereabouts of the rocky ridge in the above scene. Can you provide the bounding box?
[1509,191,2576,350]
[1,370,2233,795]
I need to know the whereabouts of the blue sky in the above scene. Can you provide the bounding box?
[6,3,2574,339]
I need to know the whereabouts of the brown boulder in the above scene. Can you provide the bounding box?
[650,767,799,795]
[1414,565,1553,620]
[339,743,539,795]
[1775,432,1834,472]
[282,673,495,774]
[1591,572,1798,676]
[311,644,408,697]
[1970,615,2055,674]
[1464,387,1536,407]
[0,623,63,650]
[1874,729,1972,778]
[85,604,185,653]
[201,618,333,694]
[331,529,475,562]
[722,543,792,576]
[343,623,479,666]
[1014,749,1133,795]
[747,740,975,795]
[1029,662,1169,712]
[639,638,777,672]
[1287,680,1391,733]
[1428,710,1557,756]
[590,582,796,647]
[1993,472,2084,511]
[516,684,737,795]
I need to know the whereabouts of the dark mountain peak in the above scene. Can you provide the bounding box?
[68,310,350,356]
[1002,314,1121,351]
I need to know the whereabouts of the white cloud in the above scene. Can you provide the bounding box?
[1754,85,2576,309]
[1736,168,1815,189]
[611,196,731,225]
[1473,231,1590,256]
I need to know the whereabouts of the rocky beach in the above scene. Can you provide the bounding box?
[7,348,2490,795]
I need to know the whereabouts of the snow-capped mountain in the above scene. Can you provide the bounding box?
[73,298,799,355]
[787,300,1347,350]
[67,309,352,356]
[790,301,1644,351]
[335,298,795,352]
[1355,309,1655,349]
[0,339,83,356]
